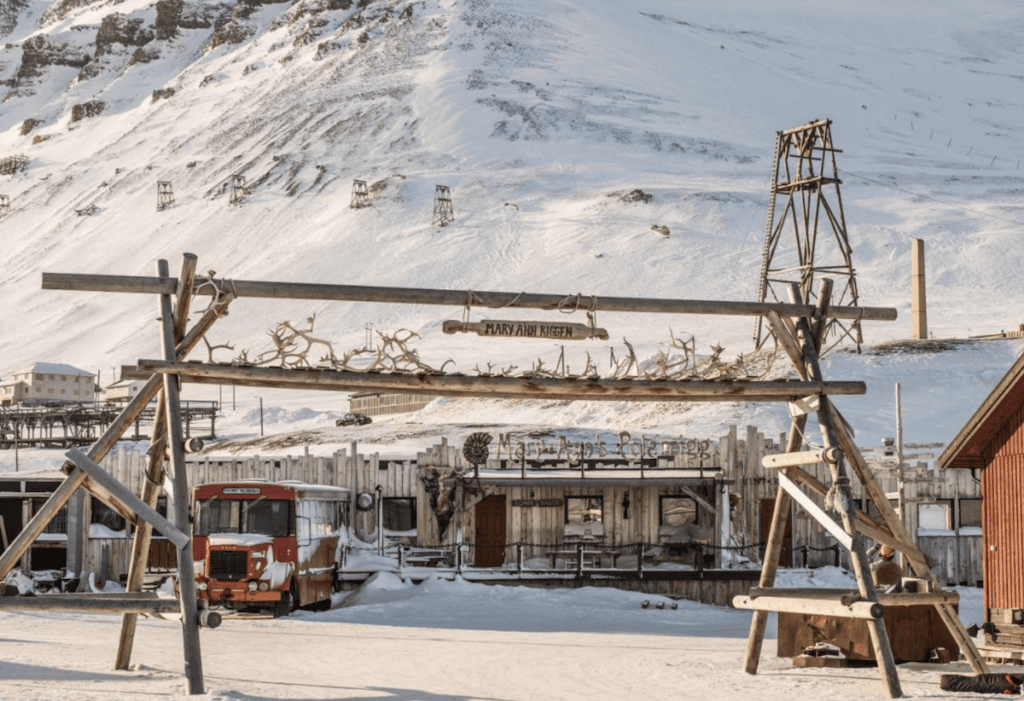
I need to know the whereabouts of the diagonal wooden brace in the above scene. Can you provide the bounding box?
[65,449,190,550]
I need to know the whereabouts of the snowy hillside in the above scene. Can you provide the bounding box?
[1,0,1024,452]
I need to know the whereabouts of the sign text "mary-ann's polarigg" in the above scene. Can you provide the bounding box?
[494,432,714,463]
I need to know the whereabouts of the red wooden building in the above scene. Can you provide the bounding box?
[939,349,1024,663]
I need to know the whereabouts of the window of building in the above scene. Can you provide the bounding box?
[382,497,416,534]
[959,498,982,528]
[91,497,126,534]
[32,500,68,535]
[918,500,952,531]
[565,496,603,524]
[660,495,698,526]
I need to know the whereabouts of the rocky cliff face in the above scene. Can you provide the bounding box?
[15,35,91,84]
[0,0,28,40]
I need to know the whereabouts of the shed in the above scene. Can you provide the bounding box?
[938,349,1024,663]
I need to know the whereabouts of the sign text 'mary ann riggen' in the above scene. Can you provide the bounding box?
[442,319,608,341]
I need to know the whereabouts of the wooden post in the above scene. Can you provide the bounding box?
[156,259,205,695]
[743,414,805,674]
[116,254,198,670]
[455,481,464,574]
[911,238,927,340]
[790,282,902,698]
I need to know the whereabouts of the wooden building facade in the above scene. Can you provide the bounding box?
[939,350,1024,662]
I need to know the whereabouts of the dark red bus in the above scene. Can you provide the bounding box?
[192,480,351,616]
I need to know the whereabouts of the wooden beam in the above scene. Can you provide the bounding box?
[156,259,205,695]
[744,414,807,675]
[733,594,882,620]
[132,360,867,401]
[66,449,189,549]
[765,311,806,375]
[762,447,841,469]
[747,588,960,608]
[877,591,961,607]
[0,594,180,614]
[116,392,168,671]
[172,253,198,342]
[787,467,898,549]
[777,471,853,549]
[678,485,716,514]
[41,272,898,322]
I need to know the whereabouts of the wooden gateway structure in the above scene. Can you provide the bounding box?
[0,253,983,696]
[939,349,1024,664]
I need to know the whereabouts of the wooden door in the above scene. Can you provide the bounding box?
[759,498,793,568]
[474,495,506,567]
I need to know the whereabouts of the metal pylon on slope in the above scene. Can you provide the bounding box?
[350,179,370,209]
[229,174,249,205]
[157,181,175,212]
[753,119,862,353]
[432,185,454,227]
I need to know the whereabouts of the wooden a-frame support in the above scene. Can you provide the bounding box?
[738,281,988,699]
[0,253,233,695]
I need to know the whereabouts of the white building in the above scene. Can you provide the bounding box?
[1,363,96,406]
[103,378,145,404]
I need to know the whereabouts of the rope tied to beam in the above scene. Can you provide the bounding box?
[557,292,597,314]
[824,479,850,516]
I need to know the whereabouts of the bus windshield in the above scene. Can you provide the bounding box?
[195,498,294,537]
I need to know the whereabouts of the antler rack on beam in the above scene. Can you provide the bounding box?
[42,273,897,322]
[128,360,866,402]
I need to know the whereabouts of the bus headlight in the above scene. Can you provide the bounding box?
[248,580,258,592]
[197,582,208,591]
[258,581,269,592]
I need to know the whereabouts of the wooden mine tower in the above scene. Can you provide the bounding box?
[753,119,862,353]
[432,185,454,226]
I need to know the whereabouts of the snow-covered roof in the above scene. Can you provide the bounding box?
[105,378,144,390]
[0,379,27,388]
[11,362,94,377]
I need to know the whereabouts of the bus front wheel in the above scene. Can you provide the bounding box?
[273,584,297,618]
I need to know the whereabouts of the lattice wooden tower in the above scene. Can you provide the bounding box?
[753,119,862,353]
[350,179,370,209]
[0,194,9,216]
[432,184,454,227]
[0,154,28,175]
[229,174,249,205]
[157,181,175,211]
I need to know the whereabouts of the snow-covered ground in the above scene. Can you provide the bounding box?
[0,567,989,701]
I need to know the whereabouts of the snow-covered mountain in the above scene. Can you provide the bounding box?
[2,0,1024,449]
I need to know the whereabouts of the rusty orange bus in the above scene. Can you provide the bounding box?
[192,480,351,617]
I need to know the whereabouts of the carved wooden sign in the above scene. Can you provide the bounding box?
[443,319,608,341]
[511,499,564,507]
